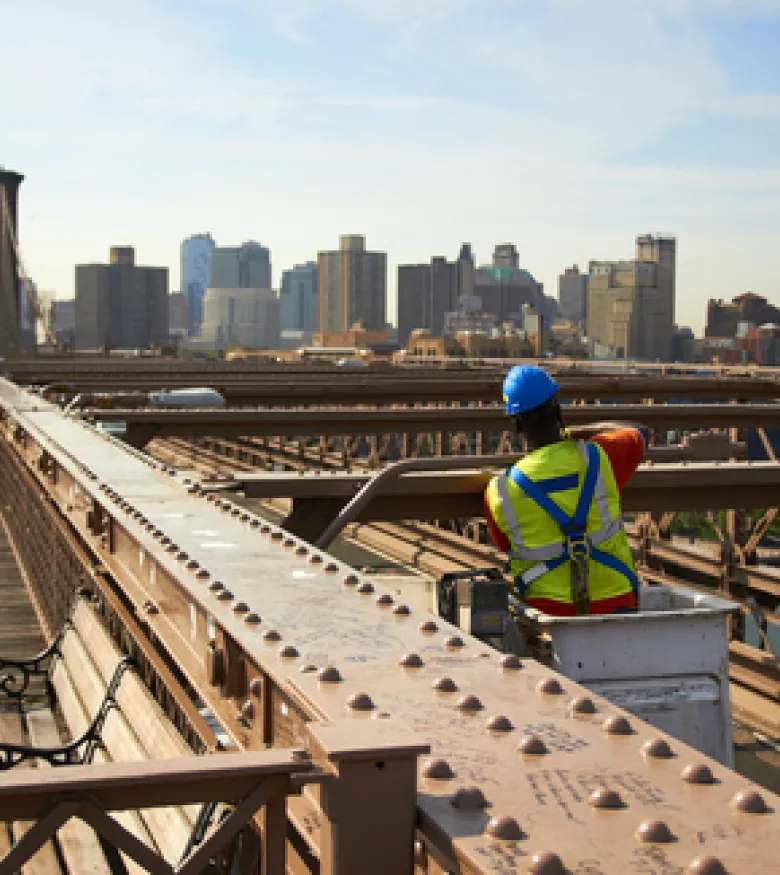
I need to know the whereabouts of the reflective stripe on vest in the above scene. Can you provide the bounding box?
[494,441,639,598]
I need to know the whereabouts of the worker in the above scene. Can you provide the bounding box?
[485,365,645,616]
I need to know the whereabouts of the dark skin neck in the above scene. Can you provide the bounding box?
[523,426,564,452]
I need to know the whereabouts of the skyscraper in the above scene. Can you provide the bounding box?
[558,265,588,329]
[397,244,475,347]
[181,234,215,335]
[492,243,519,270]
[280,262,318,332]
[75,247,168,350]
[474,248,543,326]
[318,236,386,334]
[588,235,676,360]
[210,241,272,291]
[0,168,24,358]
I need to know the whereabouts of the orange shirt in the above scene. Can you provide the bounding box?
[484,428,644,615]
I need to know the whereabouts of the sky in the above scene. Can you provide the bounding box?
[3,0,780,334]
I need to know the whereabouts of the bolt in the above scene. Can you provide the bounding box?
[536,677,564,695]
[528,852,566,875]
[209,581,225,593]
[295,546,308,557]
[195,569,210,581]
[376,593,394,606]
[283,538,296,549]
[642,738,674,759]
[399,653,424,668]
[500,654,522,670]
[217,590,234,602]
[589,788,625,809]
[603,715,633,736]
[186,559,199,571]
[262,629,282,643]
[318,666,342,683]
[486,715,513,733]
[343,574,359,587]
[433,677,458,693]
[232,601,249,613]
[636,821,674,843]
[730,789,767,814]
[249,519,261,528]
[445,635,465,649]
[569,696,597,715]
[422,759,454,780]
[393,604,411,616]
[244,612,262,625]
[457,694,483,713]
[279,645,299,659]
[451,786,487,810]
[347,692,374,711]
[356,581,374,594]
[419,620,438,634]
[324,563,338,574]
[271,531,283,542]
[486,816,523,841]
[309,555,323,565]
[176,551,188,562]
[517,735,548,756]
[681,764,715,785]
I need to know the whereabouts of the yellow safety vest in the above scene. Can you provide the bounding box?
[486,440,638,608]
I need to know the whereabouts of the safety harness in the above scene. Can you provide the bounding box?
[496,441,639,614]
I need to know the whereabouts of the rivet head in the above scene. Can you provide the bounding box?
[681,763,715,785]
[271,531,283,541]
[343,574,359,587]
[486,715,513,733]
[636,821,674,843]
[457,694,483,713]
[528,852,566,875]
[309,555,323,565]
[143,600,159,615]
[500,654,522,670]
[419,620,438,634]
[324,563,339,574]
[603,715,633,735]
[347,692,374,711]
[445,635,465,649]
[393,604,411,616]
[399,653,424,668]
[356,581,374,594]
[176,551,188,562]
[423,759,454,780]
[376,593,394,606]
[240,512,250,521]
[589,788,625,809]
[283,538,296,549]
[518,735,548,756]
[262,629,282,642]
[451,786,487,809]
[569,696,597,715]
[536,677,564,695]
[318,666,342,683]
[260,524,271,534]
[433,677,458,693]
[300,664,317,673]
[279,645,299,659]
[249,678,262,697]
[249,519,261,528]
[686,857,728,875]
[209,581,225,593]
[241,699,255,721]
[643,738,674,759]
[486,816,523,841]
[730,789,767,814]
[217,590,234,602]
[166,544,178,553]
[295,546,308,556]
[195,569,210,581]
[244,612,261,625]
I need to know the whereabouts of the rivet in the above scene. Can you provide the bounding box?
[233,601,249,613]
[486,715,514,733]
[176,551,188,562]
[318,666,342,683]
[457,694,483,713]
[279,645,299,659]
[324,562,338,574]
[422,759,454,780]
[730,789,767,814]
[356,582,374,594]
[681,764,715,785]
[217,590,234,602]
[206,494,215,503]
[376,593,394,606]
[300,664,317,673]
[262,629,281,642]
[569,696,597,715]
[249,519,261,528]
[241,699,255,721]
[518,735,548,756]
[347,692,374,711]
[528,852,566,875]
[271,531,283,541]
[393,604,411,616]
[445,635,465,649]
[244,612,262,625]
[636,821,674,843]
[343,574,359,586]
[686,857,728,875]
[260,524,271,534]
[309,555,323,565]
[209,581,225,593]
[283,538,296,549]
[143,600,159,615]
[419,620,438,634]
[166,544,177,553]
[603,715,633,736]
[536,677,564,695]
[643,738,674,759]
[186,559,199,571]
[433,677,458,693]
[486,816,523,841]
[500,654,522,670]
[451,786,487,809]
[295,546,308,556]
[230,508,240,517]
[589,788,625,809]
[240,512,250,522]
[250,678,263,697]
[399,653,424,668]
[195,569,210,581]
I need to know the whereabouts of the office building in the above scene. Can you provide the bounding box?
[0,168,24,358]
[318,236,386,334]
[50,299,76,347]
[210,241,271,291]
[587,235,676,360]
[474,256,544,326]
[558,265,588,329]
[280,262,318,332]
[492,243,519,270]
[181,234,215,335]
[75,247,168,350]
[200,287,280,350]
[705,292,780,339]
[397,244,475,347]
[168,292,189,336]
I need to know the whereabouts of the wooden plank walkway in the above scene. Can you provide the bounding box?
[0,515,45,659]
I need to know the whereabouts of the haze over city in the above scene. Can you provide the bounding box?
[4,0,780,334]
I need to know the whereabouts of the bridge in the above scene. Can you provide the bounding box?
[0,360,779,873]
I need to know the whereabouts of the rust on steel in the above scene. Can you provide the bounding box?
[0,378,778,874]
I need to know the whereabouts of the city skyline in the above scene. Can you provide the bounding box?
[4,1,780,334]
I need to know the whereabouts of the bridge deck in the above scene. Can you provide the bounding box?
[0,518,44,658]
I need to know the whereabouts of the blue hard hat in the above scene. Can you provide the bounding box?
[502,366,559,415]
